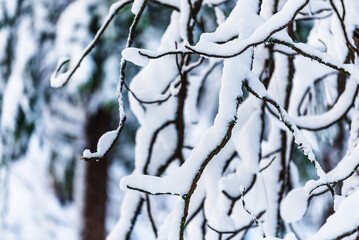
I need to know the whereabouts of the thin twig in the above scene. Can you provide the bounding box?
[239,187,266,238]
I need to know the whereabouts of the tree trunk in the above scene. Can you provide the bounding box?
[82,109,111,240]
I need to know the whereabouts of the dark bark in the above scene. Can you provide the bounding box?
[82,108,111,240]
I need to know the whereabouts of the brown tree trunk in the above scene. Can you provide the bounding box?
[82,109,111,240]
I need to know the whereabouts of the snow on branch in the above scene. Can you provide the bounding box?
[122,47,189,66]
[244,72,330,185]
[81,124,124,161]
[308,188,359,240]
[269,35,359,78]
[185,0,310,58]
[239,186,266,238]
[305,144,359,195]
[292,76,358,131]
[121,49,254,239]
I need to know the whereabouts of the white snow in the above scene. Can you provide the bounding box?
[233,109,262,173]
[50,57,71,88]
[121,47,150,66]
[280,187,309,223]
[179,0,190,43]
[308,188,359,240]
[82,130,118,160]
[188,0,309,56]
[131,0,146,15]
[106,192,143,240]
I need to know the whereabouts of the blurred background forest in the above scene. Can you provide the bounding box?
[0,0,333,240]
[0,0,155,239]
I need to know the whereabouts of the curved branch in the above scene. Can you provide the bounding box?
[265,75,358,131]
[124,81,172,105]
[206,211,265,237]
[269,38,353,76]
[185,0,310,58]
[294,77,358,131]
[50,0,133,88]
[307,164,359,195]
[82,0,147,161]
[81,122,126,161]
[329,0,357,55]
[260,156,277,173]
[297,72,338,117]
[138,49,189,59]
[143,120,176,174]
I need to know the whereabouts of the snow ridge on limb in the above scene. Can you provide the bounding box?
[82,127,123,161]
[245,73,318,168]
[118,1,329,239]
[269,33,359,79]
[185,0,310,57]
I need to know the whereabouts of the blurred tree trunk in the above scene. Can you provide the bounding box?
[82,108,111,240]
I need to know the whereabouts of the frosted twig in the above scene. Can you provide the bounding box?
[222,176,257,216]
[269,38,357,76]
[239,186,266,238]
[127,185,181,196]
[138,49,190,59]
[206,210,266,235]
[244,78,334,194]
[124,80,173,105]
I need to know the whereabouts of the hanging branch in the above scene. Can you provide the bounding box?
[82,0,147,161]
